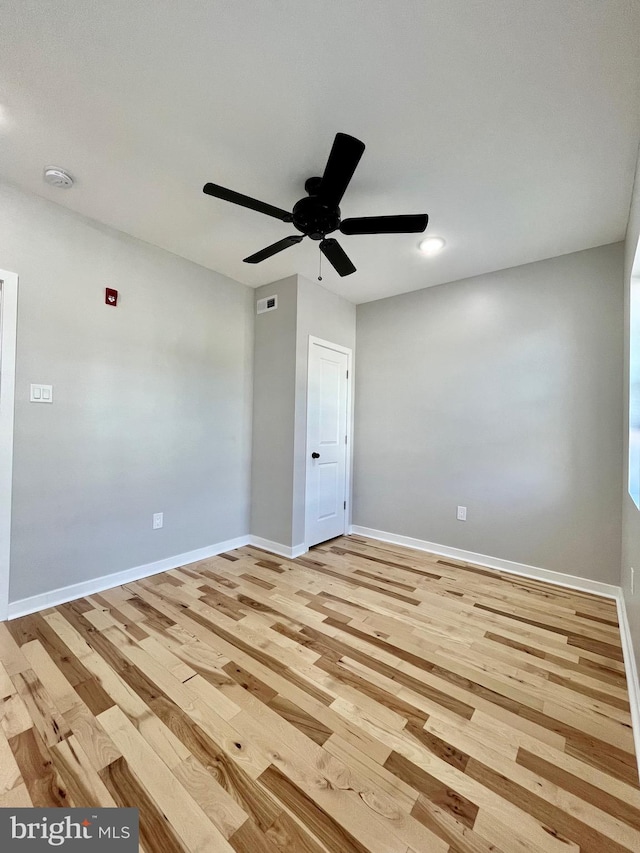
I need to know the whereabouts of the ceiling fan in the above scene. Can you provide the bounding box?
[202,133,428,277]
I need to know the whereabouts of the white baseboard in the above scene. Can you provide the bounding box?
[617,592,640,783]
[6,533,310,620]
[248,536,308,560]
[7,535,251,620]
[349,525,619,598]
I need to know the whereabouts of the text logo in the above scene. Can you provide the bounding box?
[0,809,138,850]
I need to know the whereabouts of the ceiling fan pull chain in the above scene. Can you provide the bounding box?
[318,246,322,281]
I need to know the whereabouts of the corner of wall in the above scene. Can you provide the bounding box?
[618,589,640,782]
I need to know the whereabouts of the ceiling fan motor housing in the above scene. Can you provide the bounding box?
[292,179,341,240]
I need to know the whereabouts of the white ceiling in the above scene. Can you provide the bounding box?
[1,1,640,304]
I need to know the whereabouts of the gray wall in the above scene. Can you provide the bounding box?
[354,244,623,582]
[250,274,356,548]
[622,150,640,661]
[250,276,298,545]
[0,183,254,602]
[292,275,356,545]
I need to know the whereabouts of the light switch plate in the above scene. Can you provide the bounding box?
[30,384,53,403]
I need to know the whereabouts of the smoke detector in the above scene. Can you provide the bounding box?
[43,167,74,188]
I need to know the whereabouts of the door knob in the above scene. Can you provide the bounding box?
[311,452,320,459]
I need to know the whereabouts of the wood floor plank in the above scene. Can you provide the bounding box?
[0,724,22,794]
[1,691,33,739]
[10,668,71,747]
[0,782,33,808]
[227,817,286,853]
[0,659,15,698]
[0,534,636,853]
[0,622,31,676]
[465,756,638,852]
[228,706,437,853]
[258,764,378,853]
[9,726,74,807]
[49,734,117,807]
[323,732,420,813]
[517,748,640,832]
[385,750,479,828]
[20,640,84,715]
[148,694,281,828]
[100,756,186,853]
[62,702,122,771]
[410,793,508,852]
[99,704,234,853]
[262,810,329,853]
[172,754,249,840]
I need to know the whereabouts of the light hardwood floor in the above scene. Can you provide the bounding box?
[0,535,639,852]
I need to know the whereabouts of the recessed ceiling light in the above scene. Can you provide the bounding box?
[43,167,74,188]
[419,236,446,256]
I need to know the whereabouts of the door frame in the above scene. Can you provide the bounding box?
[0,270,18,621]
[305,335,353,549]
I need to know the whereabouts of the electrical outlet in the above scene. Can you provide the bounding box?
[457,505,467,521]
[153,512,163,529]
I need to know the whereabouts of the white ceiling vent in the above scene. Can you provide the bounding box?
[256,295,278,314]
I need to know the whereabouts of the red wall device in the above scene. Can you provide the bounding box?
[105,288,118,306]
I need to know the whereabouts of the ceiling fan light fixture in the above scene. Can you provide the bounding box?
[419,236,446,256]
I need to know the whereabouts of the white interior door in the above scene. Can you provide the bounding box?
[306,338,350,548]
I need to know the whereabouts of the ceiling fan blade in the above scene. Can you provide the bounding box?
[319,238,356,277]
[340,214,428,235]
[203,182,292,222]
[243,235,304,264]
[318,133,365,208]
